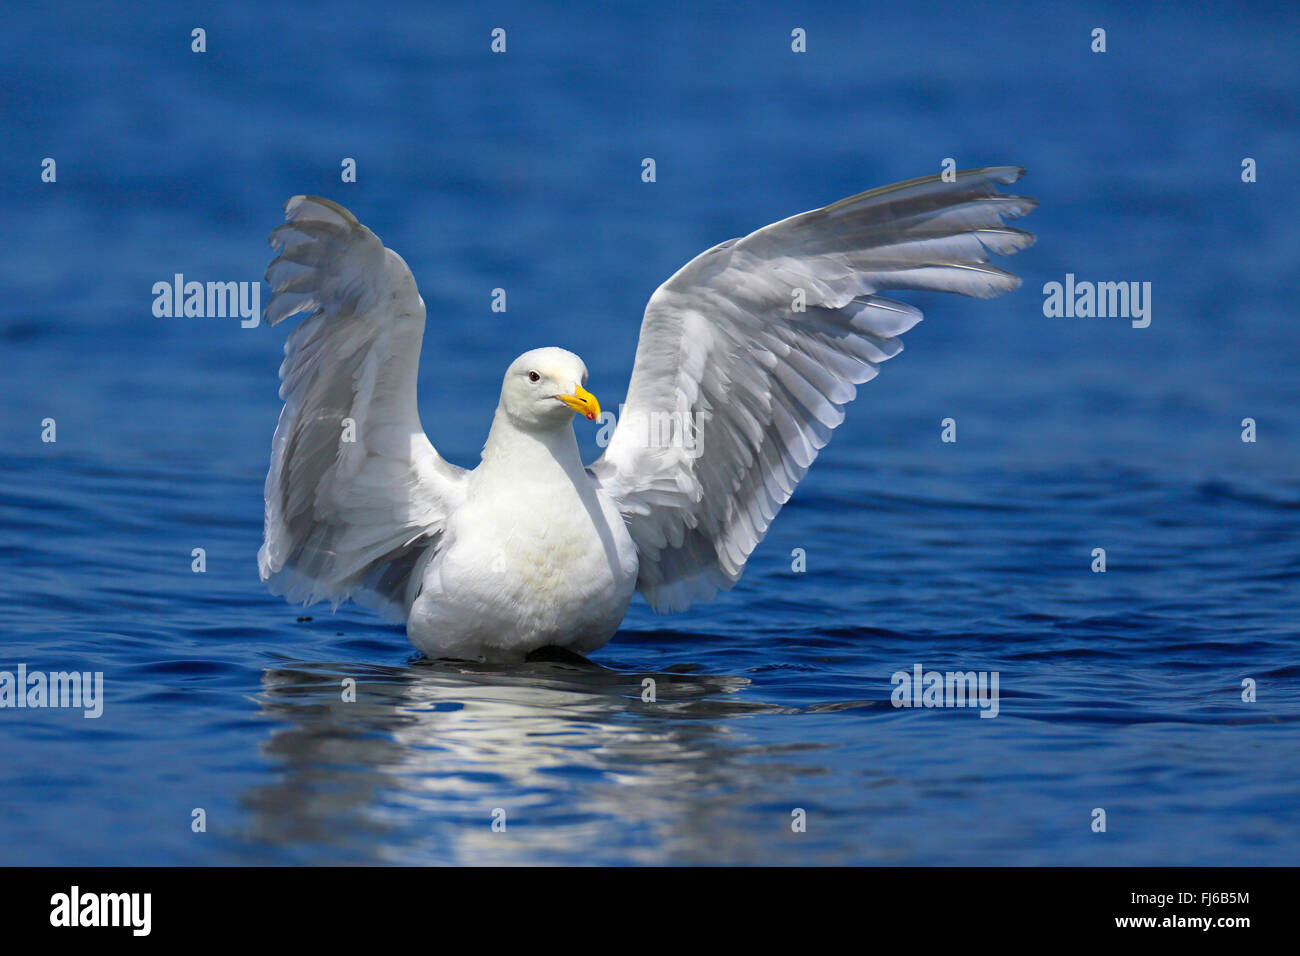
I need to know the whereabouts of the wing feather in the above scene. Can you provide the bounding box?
[591,166,1036,611]
[257,196,465,621]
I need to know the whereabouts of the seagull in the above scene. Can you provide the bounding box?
[258,167,1036,662]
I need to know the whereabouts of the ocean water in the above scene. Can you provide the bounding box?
[1,0,1297,865]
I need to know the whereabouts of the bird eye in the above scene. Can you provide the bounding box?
[527,370,540,383]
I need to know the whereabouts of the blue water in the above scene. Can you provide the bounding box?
[1,0,1297,865]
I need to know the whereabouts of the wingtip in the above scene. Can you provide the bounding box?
[992,165,1027,184]
[282,194,359,227]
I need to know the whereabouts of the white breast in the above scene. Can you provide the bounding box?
[407,468,639,662]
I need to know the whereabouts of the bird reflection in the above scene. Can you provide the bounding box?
[238,648,837,864]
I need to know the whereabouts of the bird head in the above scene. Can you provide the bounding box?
[499,347,601,430]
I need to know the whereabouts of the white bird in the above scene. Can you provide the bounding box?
[258,167,1036,662]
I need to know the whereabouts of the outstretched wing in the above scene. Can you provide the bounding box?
[257,196,466,622]
[590,166,1036,612]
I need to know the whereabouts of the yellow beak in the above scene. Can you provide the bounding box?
[557,385,601,421]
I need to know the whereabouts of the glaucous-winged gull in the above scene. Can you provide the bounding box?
[258,167,1036,661]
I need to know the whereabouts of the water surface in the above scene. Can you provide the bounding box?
[1,0,1297,865]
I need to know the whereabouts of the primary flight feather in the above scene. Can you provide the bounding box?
[258,167,1037,662]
